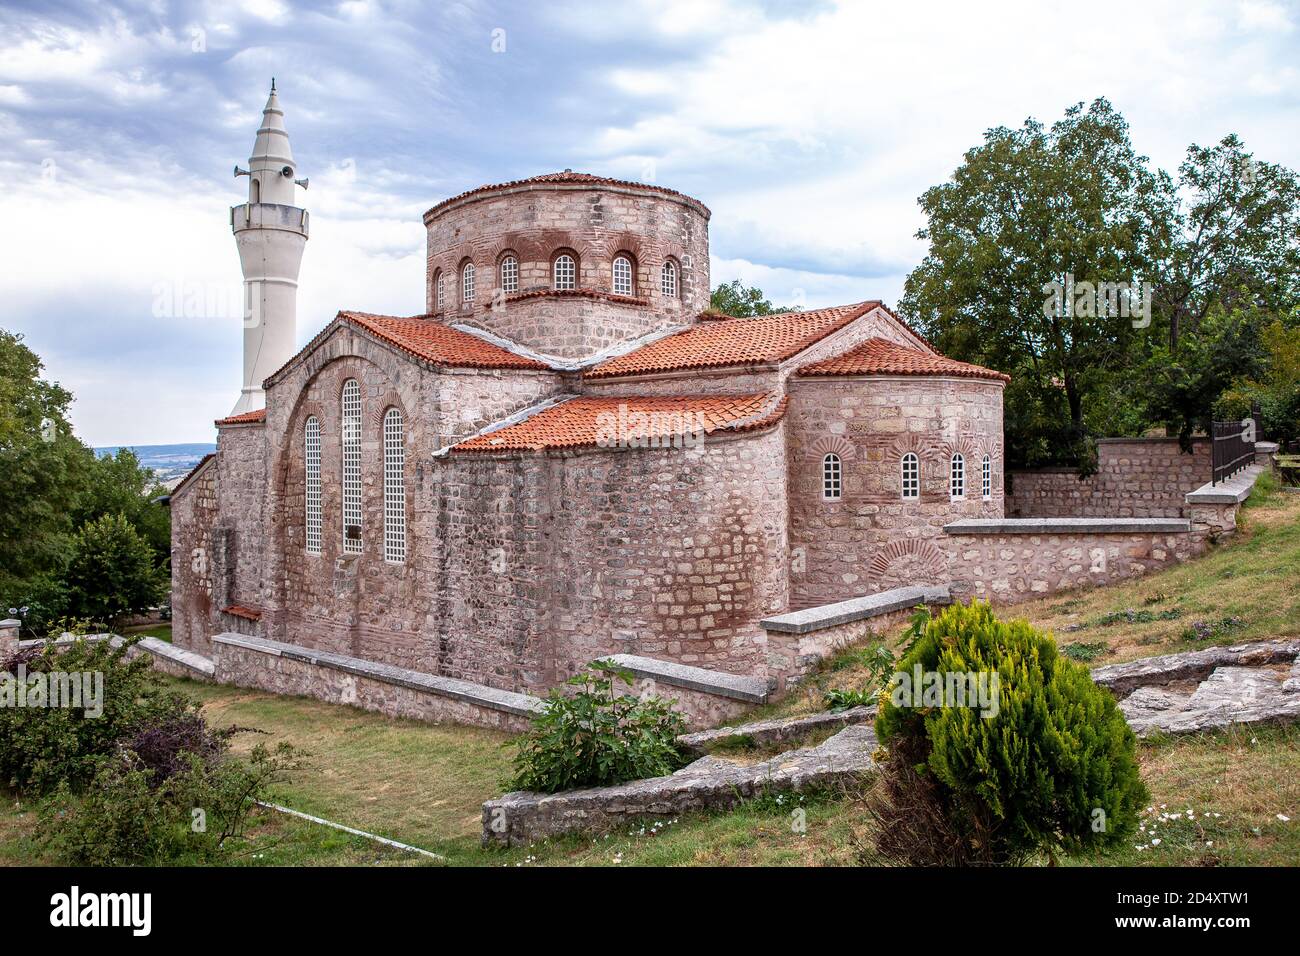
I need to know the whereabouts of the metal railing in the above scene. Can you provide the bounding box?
[1211,419,1256,486]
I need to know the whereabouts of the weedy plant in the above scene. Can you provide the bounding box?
[508,660,688,793]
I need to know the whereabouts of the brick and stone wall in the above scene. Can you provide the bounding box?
[785,375,1005,608]
[425,180,710,358]
[1006,438,1211,518]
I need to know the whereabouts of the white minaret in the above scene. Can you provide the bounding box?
[230,79,309,415]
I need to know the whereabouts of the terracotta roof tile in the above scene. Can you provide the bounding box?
[342,312,550,370]
[215,409,266,426]
[453,393,785,453]
[424,171,709,221]
[586,302,882,379]
[221,604,262,621]
[797,337,1010,382]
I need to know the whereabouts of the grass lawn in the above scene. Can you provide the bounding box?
[2,481,1296,867]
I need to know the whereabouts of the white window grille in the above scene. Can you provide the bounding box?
[554,254,576,290]
[462,262,475,303]
[661,260,677,297]
[613,256,633,295]
[951,453,965,500]
[435,272,444,311]
[342,379,362,553]
[901,452,919,500]
[500,255,518,294]
[822,453,842,501]
[383,407,405,563]
[305,416,321,553]
[982,454,992,500]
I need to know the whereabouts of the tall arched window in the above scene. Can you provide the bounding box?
[383,407,405,564]
[434,270,445,311]
[822,453,842,501]
[305,416,321,554]
[901,452,919,500]
[341,379,362,553]
[613,255,633,296]
[461,261,476,304]
[499,254,518,294]
[661,259,678,298]
[553,253,576,290]
[981,454,992,500]
[950,453,965,500]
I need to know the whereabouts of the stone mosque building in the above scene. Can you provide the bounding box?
[169,87,1012,701]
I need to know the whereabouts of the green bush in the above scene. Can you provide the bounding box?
[36,741,302,865]
[0,634,187,795]
[871,601,1148,865]
[508,661,688,793]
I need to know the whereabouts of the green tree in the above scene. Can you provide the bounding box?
[73,449,170,564]
[64,514,165,629]
[709,280,799,317]
[0,330,90,594]
[899,99,1166,468]
[1218,314,1300,447]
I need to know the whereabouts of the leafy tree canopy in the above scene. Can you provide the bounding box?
[709,280,800,317]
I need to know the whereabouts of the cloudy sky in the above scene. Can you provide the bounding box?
[1,0,1297,445]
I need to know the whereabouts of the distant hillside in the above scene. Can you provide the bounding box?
[95,443,216,483]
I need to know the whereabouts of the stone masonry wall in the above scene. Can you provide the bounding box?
[786,375,1005,608]
[1006,438,1211,518]
[425,182,710,357]
[432,425,791,694]
[213,640,533,732]
[169,457,219,654]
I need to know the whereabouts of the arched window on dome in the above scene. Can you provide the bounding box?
[499,254,519,295]
[461,261,476,304]
[661,259,678,298]
[982,454,992,500]
[434,270,445,311]
[553,253,577,290]
[950,453,965,501]
[822,453,842,501]
[613,255,634,296]
[901,452,919,500]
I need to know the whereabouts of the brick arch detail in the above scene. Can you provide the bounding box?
[868,539,947,588]
[807,435,857,463]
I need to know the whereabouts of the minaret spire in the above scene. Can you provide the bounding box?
[229,81,309,415]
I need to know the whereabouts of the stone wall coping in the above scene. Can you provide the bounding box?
[599,653,769,704]
[1094,437,1209,445]
[13,633,216,679]
[943,517,1191,535]
[1184,465,1264,505]
[120,636,216,677]
[1256,441,1280,453]
[0,619,19,629]
[759,584,951,634]
[211,632,546,717]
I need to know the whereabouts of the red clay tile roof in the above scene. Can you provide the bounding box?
[342,312,550,370]
[453,393,785,453]
[424,171,709,221]
[797,337,1010,382]
[215,409,266,426]
[586,302,882,380]
[221,604,262,621]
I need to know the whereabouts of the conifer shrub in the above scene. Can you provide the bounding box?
[508,661,688,793]
[869,601,1148,865]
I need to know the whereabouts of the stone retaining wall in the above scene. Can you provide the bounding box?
[211,633,542,732]
[1006,438,1211,518]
